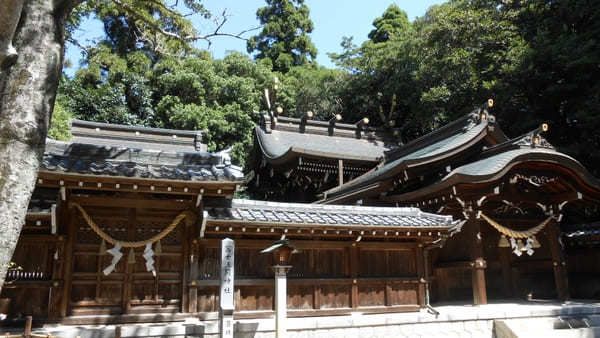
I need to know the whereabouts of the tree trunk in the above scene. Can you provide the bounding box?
[0,0,70,290]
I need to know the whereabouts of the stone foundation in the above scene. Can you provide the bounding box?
[37,301,600,338]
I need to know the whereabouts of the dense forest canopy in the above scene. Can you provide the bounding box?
[54,0,600,176]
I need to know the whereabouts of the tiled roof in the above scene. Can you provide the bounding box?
[206,199,462,230]
[380,134,600,202]
[443,148,578,179]
[71,119,205,153]
[320,113,496,202]
[256,127,392,163]
[41,138,244,182]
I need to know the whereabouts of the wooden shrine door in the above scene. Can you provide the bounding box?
[69,206,185,316]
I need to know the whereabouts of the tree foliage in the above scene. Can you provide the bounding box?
[247,0,317,73]
[329,0,600,174]
[58,0,280,166]
[368,4,412,43]
[58,0,600,175]
[276,64,344,120]
[60,48,273,164]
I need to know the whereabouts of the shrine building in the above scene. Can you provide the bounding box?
[2,100,600,329]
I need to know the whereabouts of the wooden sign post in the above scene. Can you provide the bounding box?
[219,238,235,338]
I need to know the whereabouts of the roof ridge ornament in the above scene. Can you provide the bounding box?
[515,123,554,149]
[328,114,342,136]
[355,117,370,139]
[466,99,495,131]
[299,111,313,133]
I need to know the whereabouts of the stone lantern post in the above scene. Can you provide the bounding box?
[261,240,299,338]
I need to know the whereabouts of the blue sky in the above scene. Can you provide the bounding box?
[65,1,444,74]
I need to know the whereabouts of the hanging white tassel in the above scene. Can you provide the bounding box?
[525,237,535,256]
[103,242,123,275]
[510,237,522,256]
[143,243,156,277]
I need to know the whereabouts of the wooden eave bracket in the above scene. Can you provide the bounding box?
[201,221,453,241]
[36,172,238,196]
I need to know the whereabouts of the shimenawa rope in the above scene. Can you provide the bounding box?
[480,213,553,239]
[70,202,192,248]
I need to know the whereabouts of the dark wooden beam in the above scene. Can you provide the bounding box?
[181,220,191,313]
[546,218,570,300]
[350,243,359,309]
[60,202,75,317]
[69,195,192,210]
[468,217,488,305]
[415,245,426,307]
[498,244,514,298]
[123,208,136,314]
[36,172,238,197]
[197,238,423,250]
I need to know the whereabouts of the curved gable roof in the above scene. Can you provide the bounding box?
[256,127,392,164]
[383,139,600,202]
[319,112,505,203]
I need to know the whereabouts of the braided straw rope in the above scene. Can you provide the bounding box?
[480,213,553,239]
[70,202,192,248]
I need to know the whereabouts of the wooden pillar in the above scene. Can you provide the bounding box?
[338,159,344,186]
[50,198,68,317]
[24,316,32,338]
[468,217,487,305]
[188,238,199,313]
[48,233,65,319]
[59,205,75,317]
[181,218,191,313]
[546,218,570,300]
[415,244,426,307]
[350,243,359,309]
[122,208,136,313]
[498,244,514,298]
[312,284,321,310]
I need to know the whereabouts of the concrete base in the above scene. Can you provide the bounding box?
[36,300,600,338]
[495,315,600,338]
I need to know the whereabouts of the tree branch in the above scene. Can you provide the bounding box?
[112,0,261,46]
[66,37,90,57]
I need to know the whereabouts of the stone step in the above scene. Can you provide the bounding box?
[495,317,600,338]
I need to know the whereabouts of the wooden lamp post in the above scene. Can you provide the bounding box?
[261,240,299,338]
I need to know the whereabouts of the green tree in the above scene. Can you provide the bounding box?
[61,48,274,165]
[276,64,344,120]
[0,0,258,289]
[496,0,600,175]
[247,0,317,73]
[48,101,72,141]
[368,4,412,43]
[415,1,524,122]
[329,6,424,139]
[59,0,278,165]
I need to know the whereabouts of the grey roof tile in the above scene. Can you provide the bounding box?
[443,148,579,179]
[206,199,460,230]
[41,138,244,182]
[321,118,490,201]
[70,119,204,152]
[256,127,393,163]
